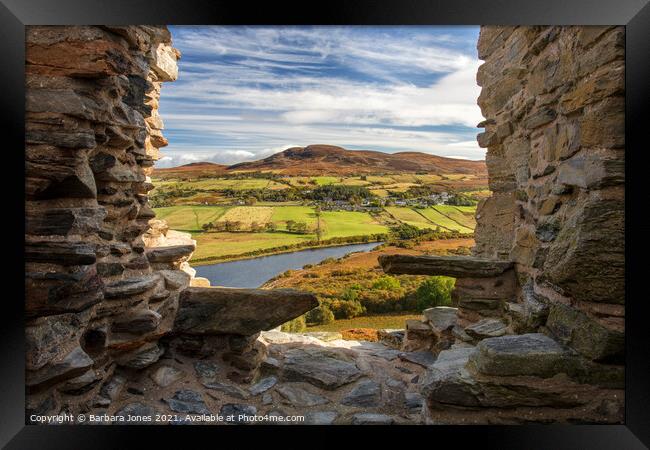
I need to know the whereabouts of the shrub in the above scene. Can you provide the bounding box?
[415,276,455,310]
[306,305,335,325]
[281,315,306,333]
[330,300,365,319]
[372,275,401,291]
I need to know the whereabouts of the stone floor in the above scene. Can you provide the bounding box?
[90,331,431,425]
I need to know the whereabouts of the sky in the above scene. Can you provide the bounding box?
[156,26,484,168]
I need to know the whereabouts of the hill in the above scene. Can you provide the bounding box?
[154,145,486,177]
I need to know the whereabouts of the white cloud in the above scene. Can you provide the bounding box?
[157,26,485,166]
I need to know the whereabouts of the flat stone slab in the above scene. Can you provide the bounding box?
[165,389,211,414]
[282,348,362,390]
[104,275,160,299]
[423,307,458,333]
[145,244,195,263]
[276,383,330,407]
[468,333,579,378]
[341,379,381,407]
[379,255,513,278]
[204,381,250,400]
[399,351,437,368]
[174,287,318,335]
[465,318,507,340]
[249,376,277,396]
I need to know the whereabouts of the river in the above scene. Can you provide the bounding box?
[194,242,383,288]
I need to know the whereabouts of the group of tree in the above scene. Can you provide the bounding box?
[201,220,277,233]
[306,185,373,202]
[285,220,309,234]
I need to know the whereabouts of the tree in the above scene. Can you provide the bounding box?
[245,196,257,206]
[265,222,277,232]
[201,222,214,231]
[415,276,455,310]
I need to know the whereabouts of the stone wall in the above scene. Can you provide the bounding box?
[24,26,193,416]
[474,25,624,363]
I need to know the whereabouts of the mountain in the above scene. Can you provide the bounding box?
[156,145,486,177]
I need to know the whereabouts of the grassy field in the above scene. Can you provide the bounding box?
[153,203,475,263]
[191,231,314,261]
[217,206,274,227]
[320,211,389,237]
[154,205,228,231]
[384,206,435,229]
[306,313,421,332]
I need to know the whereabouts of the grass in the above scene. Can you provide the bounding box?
[191,231,314,261]
[418,207,474,233]
[384,207,436,229]
[320,210,389,238]
[432,205,476,230]
[271,206,317,229]
[154,205,228,231]
[306,313,421,332]
[217,206,274,227]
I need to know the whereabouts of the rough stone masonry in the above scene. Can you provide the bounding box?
[382,25,624,424]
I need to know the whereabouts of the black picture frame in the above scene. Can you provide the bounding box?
[3,0,648,447]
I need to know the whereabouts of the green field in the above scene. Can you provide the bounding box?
[154,205,228,231]
[154,205,392,263]
[153,202,475,263]
[384,207,435,229]
[306,313,421,332]
[320,211,389,237]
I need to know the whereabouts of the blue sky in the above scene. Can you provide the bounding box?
[156,26,484,168]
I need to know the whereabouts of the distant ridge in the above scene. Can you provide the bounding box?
[155,144,486,176]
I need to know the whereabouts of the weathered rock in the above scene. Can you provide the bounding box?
[405,392,424,413]
[546,303,624,363]
[99,374,126,403]
[193,360,220,381]
[26,346,94,389]
[204,381,250,400]
[350,413,395,425]
[145,244,195,263]
[112,309,162,334]
[341,379,381,407]
[104,275,159,299]
[25,313,85,371]
[150,366,184,387]
[282,348,362,390]
[398,351,436,368]
[379,255,513,278]
[377,329,404,349]
[468,333,579,377]
[249,376,277,396]
[174,287,318,335]
[117,343,163,369]
[422,307,458,334]
[165,389,211,414]
[465,318,508,340]
[25,241,96,266]
[276,383,330,407]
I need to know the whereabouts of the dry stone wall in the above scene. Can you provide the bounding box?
[474,25,625,363]
[24,25,192,417]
